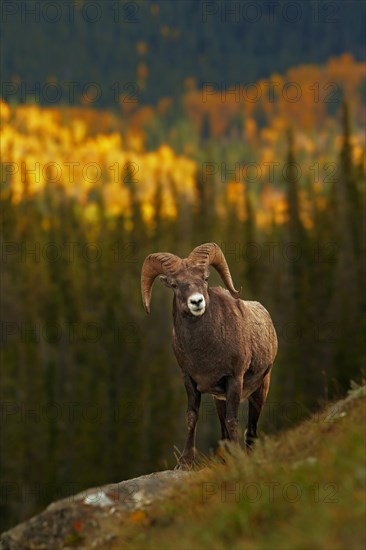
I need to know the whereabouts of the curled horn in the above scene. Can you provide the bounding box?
[188,243,241,299]
[141,253,182,313]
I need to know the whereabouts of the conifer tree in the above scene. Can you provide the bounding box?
[330,102,362,387]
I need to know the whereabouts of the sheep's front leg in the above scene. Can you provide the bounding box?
[176,375,201,469]
[225,376,242,443]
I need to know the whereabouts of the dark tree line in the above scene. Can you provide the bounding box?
[2,0,365,107]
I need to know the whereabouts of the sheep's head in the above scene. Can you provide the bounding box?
[141,243,241,316]
[160,263,210,317]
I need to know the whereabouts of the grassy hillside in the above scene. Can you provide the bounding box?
[112,385,365,550]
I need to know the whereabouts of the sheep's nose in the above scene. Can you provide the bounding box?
[188,293,205,316]
[189,297,203,306]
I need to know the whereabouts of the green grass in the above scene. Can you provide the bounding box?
[112,387,366,550]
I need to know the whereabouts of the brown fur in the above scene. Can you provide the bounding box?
[173,289,277,401]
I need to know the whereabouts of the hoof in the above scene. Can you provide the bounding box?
[175,460,193,471]
[244,430,257,452]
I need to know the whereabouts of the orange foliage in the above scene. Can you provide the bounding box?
[137,63,149,80]
[258,186,287,227]
[181,55,365,141]
[157,97,173,116]
[136,42,147,55]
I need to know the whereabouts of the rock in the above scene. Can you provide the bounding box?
[0,470,190,549]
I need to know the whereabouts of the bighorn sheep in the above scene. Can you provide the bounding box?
[141,243,277,468]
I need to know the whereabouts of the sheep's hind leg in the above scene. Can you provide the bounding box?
[245,367,272,451]
[225,376,242,443]
[214,398,229,440]
[176,375,201,470]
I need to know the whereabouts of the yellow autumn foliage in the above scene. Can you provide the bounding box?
[1,76,363,232]
[0,101,196,226]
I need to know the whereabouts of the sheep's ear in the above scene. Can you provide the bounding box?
[159,276,171,288]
